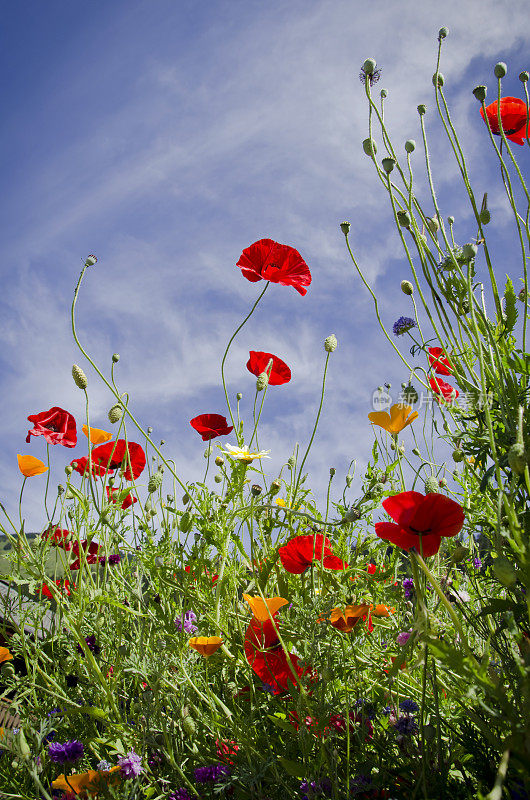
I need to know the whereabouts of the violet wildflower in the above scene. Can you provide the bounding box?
[396,630,412,646]
[194,763,231,784]
[77,635,100,655]
[402,577,414,599]
[473,557,483,569]
[48,739,84,764]
[108,554,122,565]
[393,316,416,336]
[170,791,193,800]
[394,714,418,736]
[175,610,198,635]
[399,698,419,714]
[118,750,144,777]
[299,777,332,799]
[97,759,112,770]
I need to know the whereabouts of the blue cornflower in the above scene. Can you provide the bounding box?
[48,739,84,764]
[194,763,230,784]
[393,316,416,336]
[394,714,418,736]
[399,698,419,714]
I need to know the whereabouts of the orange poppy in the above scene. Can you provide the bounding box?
[82,425,112,445]
[372,604,396,617]
[17,454,48,477]
[0,647,13,664]
[368,404,418,435]
[319,605,371,633]
[243,595,288,621]
[189,636,223,657]
[52,766,120,798]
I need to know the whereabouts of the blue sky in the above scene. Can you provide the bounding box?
[1,0,529,530]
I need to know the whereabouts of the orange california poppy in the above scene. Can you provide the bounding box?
[319,605,371,633]
[188,636,223,657]
[52,766,121,798]
[243,595,288,621]
[371,603,396,617]
[82,425,112,445]
[368,404,418,435]
[17,454,48,477]
[0,647,13,664]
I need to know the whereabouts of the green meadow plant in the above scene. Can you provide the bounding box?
[0,28,529,800]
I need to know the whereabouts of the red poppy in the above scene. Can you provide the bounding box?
[375,490,464,558]
[215,739,239,764]
[26,407,77,448]
[244,615,313,694]
[428,347,453,376]
[40,579,72,599]
[189,414,234,441]
[246,351,291,386]
[41,527,74,550]
[236,239,312,296]
[328,711,373,740]
[106,487,137,509]
[70,540,100,570]
[429,376,459,403]
[184,565,219,584]
[480,97,529,145]
[90,439,146,480]
[278,533,347,573]
[70,456,109,478]
[367,563,377,575]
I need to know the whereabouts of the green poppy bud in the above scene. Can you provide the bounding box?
[329,467,336,477]
[401,280,414,296]
[425,217,439,234]
[85,254,97,267]
[472,85,487,102]
[65,465,73,475]
[417,104,427,115]
[452,449,464,462]
[108,404,123,423]
[214,474,222,483]
[438,26,449,40]
[340,221,351,235]
[508,442,527,474]
[439,477,447,488]
[397,210,411,227]
[519,71,529,83]
[493,556,516,587]
[448,215,455,225]
[148,471,163,493]
[345,473,353,487]
[424,476,439,494]
[432,72,444,87]
[363,58,377,75]
[479,209,491,224]
[72,364,88,389]
[402,383,419,404]
[362,138,377,156]
[380,88,387,99]
[112,353,120,363]
[182,492,191,504]
[182,715,196,736]
[462,243,477,260]
[405,139,416,153]
[256,372,269,391]
[412,448,421,457]
[57,484,64,495]
[287,456,296,469]
[381,157,395,174]
[179,512,193,533]
[215,456,224,467]
[341,506,361,523]
[16,730,31,760]
[269,479,281,495]
[324,334,338,352]
[236,392,243,401]
[494,62,507,79]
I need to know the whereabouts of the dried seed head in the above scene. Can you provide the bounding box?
[472,85,487,102]
[85,254,97,267]
[324,334,338,352]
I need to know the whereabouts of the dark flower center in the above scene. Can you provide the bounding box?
[409,527,432,535]
[46,423,59,432]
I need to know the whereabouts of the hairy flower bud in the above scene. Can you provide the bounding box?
[214,474,222,483]
[287,456,296,469]
[417,104,426,116]
[404,139,416,153]
[452,449,464,463]
[462,243,477,260]
[181,714,196,736]
[269,479,281,496]
[341,506,361,523]
[215,456,224,467]
[438,26,449,40]
[494,62,507,79]
[112,353,120,363]
[108,405,123,424]
[424,476,439,494]
[65,465,74,476]
[324,334,338,352]
[432,72,444,87]
[85,254,97,267]
[72,364,88,389]
[236,392,243,401]
[362,58,377,75]
[148,470,163,493]
[400,280,414,296]
[362,138,377,156]
[340,221,351,235]
[425,216,439,234]
[380,88,387,99]
[329,467,336,477]
[256,372,269,391]
[345,473,353,487]
[479,209,491,224]
[397,210,411,227]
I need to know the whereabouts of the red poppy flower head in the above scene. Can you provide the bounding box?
[70,456,109,478]
[375,490,464,558]
[189,414,234,441]
[106,486,137,509]
[236,239,312,296]
[41,527,73,550]
[90,439,146,480]
[480,97,529,145]
[278,533,333,574]
[69,539,100,570]
[429,376,458,403]
[26,407,77,448]
[246,351,291,386]
[428,347,453,376]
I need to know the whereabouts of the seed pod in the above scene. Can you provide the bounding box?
[72,364,88,389]
[324,334,337,352]
[417,104,427,115]
[340,221,351,235]
[381,157,395,174]
[363,58,377,75]
[438,27,449,40]
[472,85,487,102]
[404,139,416,153]
[424,476,439,494]
[148,471,163,493]
[432,72,444,87]
[401,280,414,296]
[519,71,529,83]
[494,62,507,79]
[108,405,123,424]
[462,243,477,260]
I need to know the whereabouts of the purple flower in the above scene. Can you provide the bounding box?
[108,554,122,565]
[77,635,100,655]
[393,316,416,336]
[96,759,112,770]
[118,749,144,777]
[175,610,198,635]
[299,778,332,799]
[169,791,193,800]
[473,557,482,570]
[48,739,84,764]
[194,763,230,784]
[402,577,414,599]
[394,714,418,736]
[396,630,412,646]
[399,698,419,714]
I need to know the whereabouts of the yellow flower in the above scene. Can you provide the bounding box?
[189,636,224,657]
[52,766,121,797]
[82,425,112,445]
[243,594,288,621]
[368,404,418,434]
[17,455,47,478]
[0,647,13,664]
[221,444,271,463]
[275,498,300,510]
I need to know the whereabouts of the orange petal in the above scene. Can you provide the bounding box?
[367,411,392,432]
[388,404,417,433]
[189,636,223,657]
[373,604,396,616]
[52,766,121,795]
[0,647,13,664]
[82,425,112,445]
[243,594,288,621]
[17,454,48,478]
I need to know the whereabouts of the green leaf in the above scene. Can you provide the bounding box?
[268,713,295,734]
[503,276,518,334]
[278,757,305,778]
[478,599,517,617]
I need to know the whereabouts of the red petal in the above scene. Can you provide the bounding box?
[236,239,311,296]
[382,491,425,529]
[246,351,291,385]
[322,555,348,570]
[189,414,234,441]
[409,493,464,539]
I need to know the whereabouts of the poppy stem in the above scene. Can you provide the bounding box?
[293,352,331,502]
[18,477,27,531]
[220,283,269,444]
[43,443,51,522]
